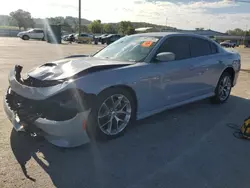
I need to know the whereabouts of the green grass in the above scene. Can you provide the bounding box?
[0,25,21,30]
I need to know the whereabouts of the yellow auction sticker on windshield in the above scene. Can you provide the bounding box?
[141,41,153,47]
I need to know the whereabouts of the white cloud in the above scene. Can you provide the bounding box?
[182,0,237,9]
[0,0,250,32]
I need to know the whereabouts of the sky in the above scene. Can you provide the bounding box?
[1,0,250,32]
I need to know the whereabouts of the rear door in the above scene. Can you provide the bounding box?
[188,37,221,95]
[32,29,44,39]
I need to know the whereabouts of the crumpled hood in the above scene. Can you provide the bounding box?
[28,57,134,81]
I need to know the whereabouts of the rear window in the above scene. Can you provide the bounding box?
[189,37,214,57]
[81,34,88,37]
[210,42,218,54]
[34,30,43,33]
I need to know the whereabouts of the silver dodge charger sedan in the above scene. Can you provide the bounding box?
[4,32,241,147]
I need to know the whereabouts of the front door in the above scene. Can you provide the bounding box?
[152,36,204,105]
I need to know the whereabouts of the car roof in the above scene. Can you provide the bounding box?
[132,32,212,40]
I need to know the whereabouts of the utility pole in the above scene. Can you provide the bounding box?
[79,0,81,35]
[166,18,168,31]
[243,24,248,46]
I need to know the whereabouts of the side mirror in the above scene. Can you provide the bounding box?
[155,52,175,62]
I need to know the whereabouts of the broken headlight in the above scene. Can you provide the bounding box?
[49,89,93,112]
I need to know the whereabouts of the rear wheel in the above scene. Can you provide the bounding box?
[87,88,136,140]
[211,72,232,104]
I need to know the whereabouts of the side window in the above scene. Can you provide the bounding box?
[189,37,212,57]
[34,30,43,33]
[157,36,190,60]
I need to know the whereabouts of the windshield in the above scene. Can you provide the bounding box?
[93,35,160,62]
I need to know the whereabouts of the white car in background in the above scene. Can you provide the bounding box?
[17,28,45,40]
[220,41,236,48]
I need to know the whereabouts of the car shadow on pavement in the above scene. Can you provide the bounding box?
[241,69,250,73]
[10,95,250,188]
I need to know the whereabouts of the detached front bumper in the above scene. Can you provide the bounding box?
[4,65,93,148]
[4,91,91,147]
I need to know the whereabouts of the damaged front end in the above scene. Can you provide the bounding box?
[4,65,96,147]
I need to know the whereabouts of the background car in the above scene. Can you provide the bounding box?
[96,34,108,43]
[62,34,75,42]
[17,28,45,40]
[62,34,70,41]
[94,34,108,41]
[220,40,237,48]
[102,34,123,44]
[4,33,241,147]
[75,33,93,44]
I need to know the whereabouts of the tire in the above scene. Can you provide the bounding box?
[101,39,105,44]
[22,35,30,40]
[87,88,136,140]
[211,72,232,104]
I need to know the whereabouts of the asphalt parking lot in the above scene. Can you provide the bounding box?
[1,37,250,188]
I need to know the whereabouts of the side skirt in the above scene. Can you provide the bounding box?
[136,92,215,120]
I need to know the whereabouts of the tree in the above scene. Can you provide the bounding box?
[103,23,116,34]
[226,28,247,36]
[62,20,73,32]
[48,16,64,25]
[118,21,135,35]
[88,20,102,33]
[65,16,79,32]
[78,25,89,33]
[10,9,34,30]
[126,26,135,35]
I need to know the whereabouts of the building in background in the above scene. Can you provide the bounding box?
[135,27,250,47]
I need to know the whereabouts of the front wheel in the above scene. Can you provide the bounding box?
[87,88,136,140]
[211,72,232,104]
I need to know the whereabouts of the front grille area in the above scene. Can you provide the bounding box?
[22,77,63,87]
[6,89,78,122]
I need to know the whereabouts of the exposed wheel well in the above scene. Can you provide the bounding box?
[222,67,235,85]
[98,85,138,114]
